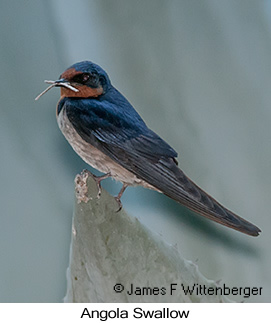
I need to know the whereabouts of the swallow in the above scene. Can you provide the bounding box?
[35,60,261,236]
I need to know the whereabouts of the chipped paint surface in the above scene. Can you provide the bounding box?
[74,170,91,204]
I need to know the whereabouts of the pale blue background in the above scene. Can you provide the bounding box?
[0,0,270,302]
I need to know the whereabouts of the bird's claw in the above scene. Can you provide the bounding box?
[114,183,128,212]
[91,172,111,199]
[114,197,123,212]
[94,180,102,199]
[79,170,128,212]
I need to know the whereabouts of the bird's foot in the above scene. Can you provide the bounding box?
[92,172,111,198]
[114,184,128,212]
[114,197,123,212]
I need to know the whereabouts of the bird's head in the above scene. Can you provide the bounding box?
[35,61,111,100]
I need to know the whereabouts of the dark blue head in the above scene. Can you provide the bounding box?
[65,61,111,88]
[57,61,112,99]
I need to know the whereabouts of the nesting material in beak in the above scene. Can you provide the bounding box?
[35,80,79,101]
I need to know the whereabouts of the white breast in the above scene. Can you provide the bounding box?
[57,107,158,190]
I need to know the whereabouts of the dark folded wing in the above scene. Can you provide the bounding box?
[66,101,260,236]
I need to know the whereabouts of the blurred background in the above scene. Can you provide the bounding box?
[1,0,270,302]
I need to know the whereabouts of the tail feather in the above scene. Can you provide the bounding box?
[155,159,261,236]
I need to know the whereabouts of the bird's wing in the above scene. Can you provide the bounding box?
[65,100,260,236]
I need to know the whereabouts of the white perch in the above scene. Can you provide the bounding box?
[64,170,231,303]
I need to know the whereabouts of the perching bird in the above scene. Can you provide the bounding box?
[36,61,260,236]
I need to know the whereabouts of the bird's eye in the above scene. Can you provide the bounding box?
[72,73,90,84]
[81,73,90,83]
